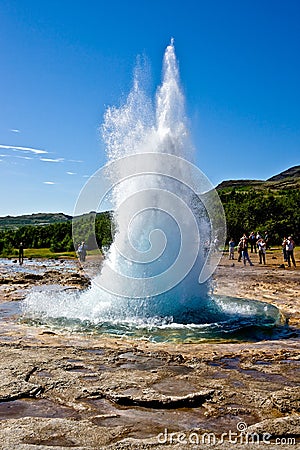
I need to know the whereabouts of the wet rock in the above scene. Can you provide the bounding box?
[107,389,214,408]
[0,417,123,448]
[247,414,300,437]
[271,387,300,412]
[0,340,298,449]
[39,331,57,336]
[0,269,90,289]
[167,354,185,363]
[0,251,299,448]
[0,367,43,402]
[42,270,90,287]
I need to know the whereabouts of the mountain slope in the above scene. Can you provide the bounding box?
[216,165,300,191]
[1,166,298,229]
[267,165,300,182]
[0,213,72,230]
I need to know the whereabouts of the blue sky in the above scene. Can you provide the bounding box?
[1,0,299,215]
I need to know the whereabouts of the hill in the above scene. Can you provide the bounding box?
[216,165,300,191]
[0,165,298,244]
[0,213,72,230]
[216,165,300,243]
[267,165,300,182]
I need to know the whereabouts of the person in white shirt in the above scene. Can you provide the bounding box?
[286,236,296,268]
[257,238,266,265]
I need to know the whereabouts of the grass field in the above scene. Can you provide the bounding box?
[2,247,104,259]
[2,246,297,264]
[0,247,77,259]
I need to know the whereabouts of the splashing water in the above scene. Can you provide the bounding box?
[22,41,282,340]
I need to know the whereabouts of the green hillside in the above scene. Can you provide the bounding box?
[0,212,112,257]
[0,213,72,230]
[216,165,300,192]
[216,165,300,243]
[0,165,298,256]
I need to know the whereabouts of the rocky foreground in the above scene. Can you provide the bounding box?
[0,253,299,449]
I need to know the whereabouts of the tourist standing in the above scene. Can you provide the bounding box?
[18,242,24,265]
[249,232,257,253]
[80,241,87,262]
[282,237,288,262]
[237,238,243,262]
[228,238,235,260]
[257,238,266,265]
[203,240,210,258]
[240,234,253,266]
[77,243,82,262]
[256,231,262,252]
[286,236,296,268]
[264,231,270,250]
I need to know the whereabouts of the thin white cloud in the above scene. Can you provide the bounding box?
[0,144,47,155]
[0,153,32,160]
[83,174,101,178]
[66,171,76,175]
[43,181,55,185]
[10,129,20,133]
[68,159,83,163]
[15,155,34,160]
[40,157,64,163]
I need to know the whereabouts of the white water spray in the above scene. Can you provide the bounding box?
[22,42,280,336]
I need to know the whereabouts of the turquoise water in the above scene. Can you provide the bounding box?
[20,292,289,343]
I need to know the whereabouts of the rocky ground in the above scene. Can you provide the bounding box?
[0,251,299,449]
[213,247,300,328]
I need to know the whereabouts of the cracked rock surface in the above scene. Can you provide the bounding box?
[0,336,299,449]
[0,255,299,448]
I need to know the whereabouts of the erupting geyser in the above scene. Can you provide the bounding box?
[22,41,282,341]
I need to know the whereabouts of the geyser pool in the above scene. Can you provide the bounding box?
[22,41,283,341]
[21,286,283,342]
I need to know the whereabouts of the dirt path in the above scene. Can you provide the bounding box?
[213,247,300,327]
